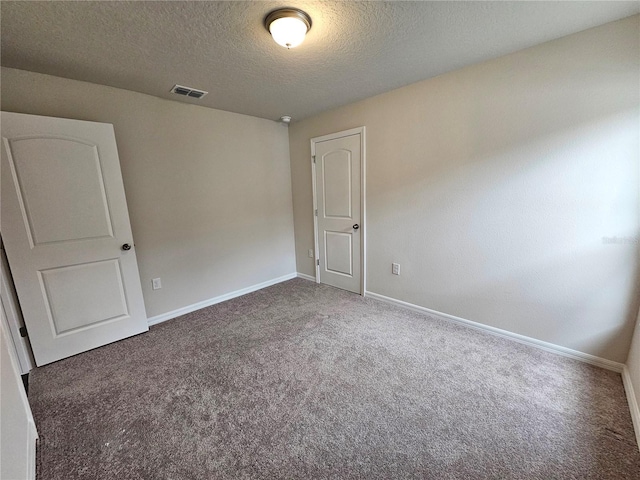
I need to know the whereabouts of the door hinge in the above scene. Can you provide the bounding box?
[315,209,318,216]
[317,259,320,266]
[19,326,28,338]
[312,155,316,163]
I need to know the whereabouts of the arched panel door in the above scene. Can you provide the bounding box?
[1,112,148,366]
[313,132,362,294]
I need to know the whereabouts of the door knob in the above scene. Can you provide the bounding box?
[353,224,359,230]
[121,243,132,251]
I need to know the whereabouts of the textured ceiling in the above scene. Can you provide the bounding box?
[2,1,638,122]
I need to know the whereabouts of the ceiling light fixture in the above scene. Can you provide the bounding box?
[264,8,312,49]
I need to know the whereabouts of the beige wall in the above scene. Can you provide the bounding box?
[289,16,640,363]
[1,68,296,318]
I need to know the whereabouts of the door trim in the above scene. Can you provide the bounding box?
[0,239,35,374]
[310,127,366,296]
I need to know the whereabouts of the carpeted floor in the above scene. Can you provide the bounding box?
[30,278,640,479]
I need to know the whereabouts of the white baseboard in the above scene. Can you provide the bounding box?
[296,272,316,282]
[623,366,640,452]
[28,419,37,480]
[365,291,624,373]
[147,273,298,326]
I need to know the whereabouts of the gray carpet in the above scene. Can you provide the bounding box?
[30,278,640,479]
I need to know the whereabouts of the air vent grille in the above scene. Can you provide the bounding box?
[170,84,208,99]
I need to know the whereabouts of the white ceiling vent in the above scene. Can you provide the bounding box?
[170,84,208,99]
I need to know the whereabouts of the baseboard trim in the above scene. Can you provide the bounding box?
[28,419,37,480]
[623,366,640,452]
[296,272,316,282]
[365,291,624,373]
[148,273,298,326]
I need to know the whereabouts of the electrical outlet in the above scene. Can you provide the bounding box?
[308,249,314,258]
[152,278,162,290]
[392,263,400,275]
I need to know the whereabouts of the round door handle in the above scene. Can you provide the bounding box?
[353,224,359,230]
[121,243,132,251]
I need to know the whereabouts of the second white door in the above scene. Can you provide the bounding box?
[313,130,363,294]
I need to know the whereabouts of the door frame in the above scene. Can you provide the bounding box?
[310,127,366,296]
[1,238,35,374]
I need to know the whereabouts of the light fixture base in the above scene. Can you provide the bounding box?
[264,8,312,32]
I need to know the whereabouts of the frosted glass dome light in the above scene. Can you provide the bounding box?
[269,17,307,48]
[265,8,312,49]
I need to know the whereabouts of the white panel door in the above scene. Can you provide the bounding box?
[314,133,361,293]
[1,112,148,366]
